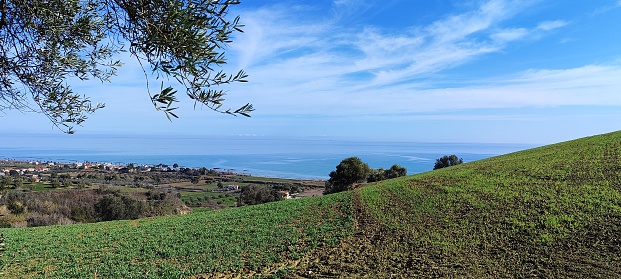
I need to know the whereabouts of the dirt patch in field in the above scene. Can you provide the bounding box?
[295,188,324,198]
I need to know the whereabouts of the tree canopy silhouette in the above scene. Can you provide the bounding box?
[324,157,371,194]
[0,0,252,133]
[433,155,463,170]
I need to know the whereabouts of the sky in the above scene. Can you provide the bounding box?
[2,0,621,144]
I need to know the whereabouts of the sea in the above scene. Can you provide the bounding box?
[0,133,535,180]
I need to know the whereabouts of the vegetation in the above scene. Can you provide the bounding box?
[2,131,621,277]
[237,184,283,206]
[433,154,463,169]
[0,189,187,227]
[0,0,252,133]
[324,157,371,194]
[0,194,354,278]
[94,194,145,221]
[0,161,323,227]
[367,164,407,182]
[325,157,407,194]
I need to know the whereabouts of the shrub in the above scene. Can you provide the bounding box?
[7,200,25,215]
[94,194,145,221]
[433,155,463,170]
[237,185,283,206]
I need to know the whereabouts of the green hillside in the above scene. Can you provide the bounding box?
[2,131,621,278]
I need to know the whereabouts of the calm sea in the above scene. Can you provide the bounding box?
[0,133,534,180]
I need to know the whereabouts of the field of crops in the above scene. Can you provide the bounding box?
[294,131,621,277]
[0,193,353,278]
[2,131,621,278]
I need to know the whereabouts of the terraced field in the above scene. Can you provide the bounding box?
[2,131,621,278]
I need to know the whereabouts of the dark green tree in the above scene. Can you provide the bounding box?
[1,0,252,133]
[367,164,407,183]
[237,184,282,206]
[367,168,386,183]
[433,155,464,170]
[324,157,371,194]
[385,164,407,179]
[0,176,12,190]
[191,176,200,184]
[13,177,23,189]
[94,194,145,221]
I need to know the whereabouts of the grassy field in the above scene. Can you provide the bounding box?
[2,131,621,278]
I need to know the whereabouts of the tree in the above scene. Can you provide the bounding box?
[237,184,282,206]
[385,164,407,179]
[433,155,464,170]
[366,164,407,183]
[13,177,23,189]
[367,168,386,183]
[1,0,253,133]
[324,157,371,194]
[94,194,145,221]
[190,176,200,184]
[0,175,12,191]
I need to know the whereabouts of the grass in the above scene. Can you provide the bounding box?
[2,131,621,277]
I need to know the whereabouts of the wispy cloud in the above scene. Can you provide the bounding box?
[536,20,568,31]
[226,0,616,119]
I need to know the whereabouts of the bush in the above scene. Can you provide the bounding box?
[367,164,407,182]
[94,194,145,221]
[237,185,283,206]
[7,200,25,215]
[434,155,463,170]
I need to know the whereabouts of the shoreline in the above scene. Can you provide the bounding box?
[0,156,328,181]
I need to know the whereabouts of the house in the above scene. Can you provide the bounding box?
[278,190,291,200]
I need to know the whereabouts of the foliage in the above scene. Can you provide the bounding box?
[0,176,11,191]
[94,194,145,221]
[0,0,252,133]
[324,157,371,194]
[237,184,283,206]
[5,200,24,215]
[367,164,407,182]
[433,154,463,170]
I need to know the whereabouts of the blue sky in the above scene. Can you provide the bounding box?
[3,0,621,144]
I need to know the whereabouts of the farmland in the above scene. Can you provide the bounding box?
[2,131,621,277]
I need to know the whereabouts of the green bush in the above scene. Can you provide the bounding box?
[7,200,25,215]
[94,194,145,221]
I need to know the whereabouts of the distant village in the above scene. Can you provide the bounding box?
[0,159,320,202]
[0,159,237,181]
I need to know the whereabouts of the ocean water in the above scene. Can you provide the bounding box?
[0,133,534,180]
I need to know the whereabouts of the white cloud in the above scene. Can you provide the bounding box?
[226,1,619,119]
[536,20,568,31]
[491,28,528,43]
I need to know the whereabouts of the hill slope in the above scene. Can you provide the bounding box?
[2,131,621,278]
[296,131,621,277]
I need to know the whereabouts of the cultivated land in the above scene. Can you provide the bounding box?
[2,131,621,278]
